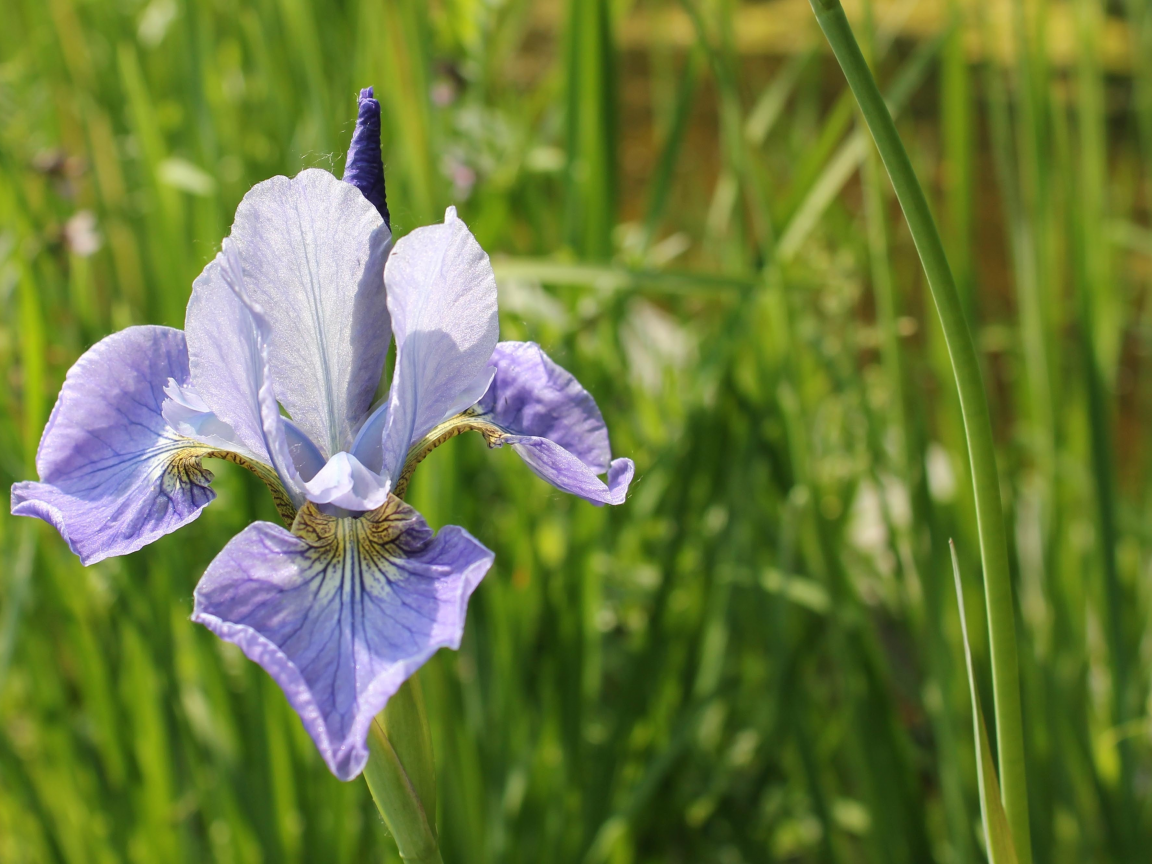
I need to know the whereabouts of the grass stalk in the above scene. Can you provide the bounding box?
[806,1,1032,860]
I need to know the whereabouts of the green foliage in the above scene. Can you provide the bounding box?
[0,0,1149,862]
[952,542,1018,864]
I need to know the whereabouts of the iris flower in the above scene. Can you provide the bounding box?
[11,88,633,781]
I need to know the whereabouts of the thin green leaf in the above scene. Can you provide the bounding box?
[951,541,1019,864]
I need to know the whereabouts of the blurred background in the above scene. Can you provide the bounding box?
[1,0,1150,860]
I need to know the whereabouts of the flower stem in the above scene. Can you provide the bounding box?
[363,675,443,864]
[806,1,1032,860]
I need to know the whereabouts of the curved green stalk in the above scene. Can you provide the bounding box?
[363,673,443,863]
[806,2,1032,861]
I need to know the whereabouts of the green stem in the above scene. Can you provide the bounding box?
[363,675,443,864]
[806,1,1032,861]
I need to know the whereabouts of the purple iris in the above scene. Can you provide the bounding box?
[10,87,633,782]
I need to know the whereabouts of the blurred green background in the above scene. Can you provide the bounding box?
[2,0,1151,860]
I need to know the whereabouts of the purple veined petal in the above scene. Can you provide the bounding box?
[192,499,493,781]
[226,168,393,457]
[377,207,498,483]
[342,87,389,227]
[466,341,633,505]
[11,326,218,565]
[476,341,611,471]
[502,437,634,506]
[302,451,390,512]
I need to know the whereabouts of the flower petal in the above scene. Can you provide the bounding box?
[11,327,220,564]
[375,207,498,482]
[302,451,390,512]
[225,168,393,456]
[161,378,260,460]
[476,341,611,471]
[469,341,634,505]
[342,87,389,226]
[187,240,322,506]
[191,499,493,781]
[186,243,274,463]
[504,440,634,505]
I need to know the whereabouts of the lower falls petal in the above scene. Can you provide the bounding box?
[10,326,244,565]
[190,498,493,781]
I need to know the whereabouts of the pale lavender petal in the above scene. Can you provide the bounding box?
[161,378,258,460]
[302,451,390,512]
[282,417,326,483]
[11,326,216,565]
[192,500,493,781]
[476,341,610,471]
[376,207,498,482]
[186,245,269,462]
[342,87,389,227]
[227,169,392,456]
[504,438,634,506]
[187,240,313,504]
[348,400,390,473]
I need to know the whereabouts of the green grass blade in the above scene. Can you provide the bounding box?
[952,541,1019,864]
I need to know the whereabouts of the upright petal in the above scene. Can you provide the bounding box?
[227,168,392,456]
[186,241,274,464]
[342,87,389,227]
[472,341,633,505]
[192,500,493,781]
[374,208,498,482]
[11,327,220,564]
[187,240,322,506]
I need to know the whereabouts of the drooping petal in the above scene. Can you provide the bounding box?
[11,327,220,564]
[470,341,634,505]
[476,341,611,471]
[503,439,634,505]
[302,451,390,512]
[225,168,392,456]
[342,87,389,227]
[192,499,493,781]
[373,207,498,483]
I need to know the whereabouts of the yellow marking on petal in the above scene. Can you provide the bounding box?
[168,446,297,526]
[288,499,430,581]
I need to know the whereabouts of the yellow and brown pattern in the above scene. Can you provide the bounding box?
[289,498,432,565]
[166,446,298,526]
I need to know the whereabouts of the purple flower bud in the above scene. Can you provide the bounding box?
[342,86,389,228]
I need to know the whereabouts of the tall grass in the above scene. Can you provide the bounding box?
[0,0,1149,862]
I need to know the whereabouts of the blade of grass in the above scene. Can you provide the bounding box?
[777,28,944,263]
[806,3,1032,860]
[951,540,1019,864]
[564,0,615,260]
